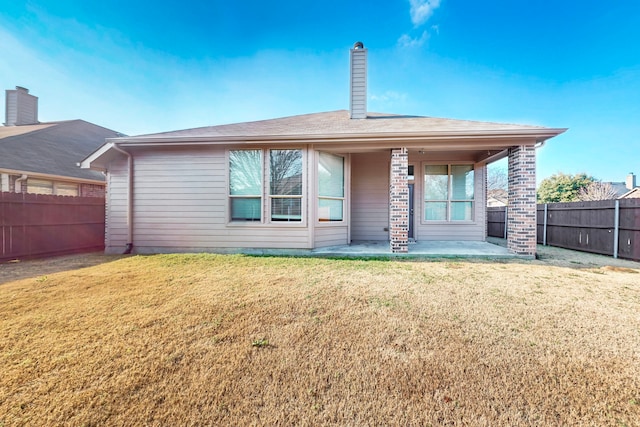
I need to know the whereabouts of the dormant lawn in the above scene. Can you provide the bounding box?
[1,252,639,426]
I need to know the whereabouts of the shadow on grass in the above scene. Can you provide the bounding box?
[0,252,127,284]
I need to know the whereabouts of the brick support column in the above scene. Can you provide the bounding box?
[507,145,537,256]
[390,148,409,253]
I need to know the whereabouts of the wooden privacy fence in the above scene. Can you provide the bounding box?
[488,199,640,261]
[0,192,105,261]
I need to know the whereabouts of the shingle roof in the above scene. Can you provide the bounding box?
[127,110,555,140]
[0,120,124,181]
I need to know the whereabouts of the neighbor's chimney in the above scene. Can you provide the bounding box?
[626,172,636,190]
[4,86,38,126]
[349,41,367,119]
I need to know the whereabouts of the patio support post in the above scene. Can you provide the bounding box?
[507,145,537,257]
[390,148,409,253]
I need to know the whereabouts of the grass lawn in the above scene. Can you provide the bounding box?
[1,253,639,426]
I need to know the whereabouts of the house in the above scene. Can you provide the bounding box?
[487,189,508,207]
[615,173,639,199]
[81,42,566,256]
[0,86,123,197]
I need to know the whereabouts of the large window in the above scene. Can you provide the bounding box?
[270,150,302,221]
[424,164,474,221]
[229,150,263,221]
[318,152,344,221]
[229,149,304,223]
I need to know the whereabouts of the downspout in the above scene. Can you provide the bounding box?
[111,144,134,254]
[15,174,28,193]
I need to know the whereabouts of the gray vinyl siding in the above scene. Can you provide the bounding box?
[5,89,38,126]
[314,226,348,247]
[122,147,311,252]
[415,164,487,241]
[5,92,17,125]
[104,158,129,253]
[351,152,389,241]
[349,48,367,119]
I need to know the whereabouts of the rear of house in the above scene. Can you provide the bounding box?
[82,43,565,256]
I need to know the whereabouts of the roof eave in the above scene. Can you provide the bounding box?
[106,128,568,146]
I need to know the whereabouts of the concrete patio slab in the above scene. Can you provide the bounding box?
[311,240,517,258]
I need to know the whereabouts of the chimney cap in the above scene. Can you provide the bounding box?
[15,86,29,92]
[353,41,364,49]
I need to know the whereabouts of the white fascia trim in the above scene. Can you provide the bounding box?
[106,128,568,146]
[79,142,116,170]
[0,168,105,185]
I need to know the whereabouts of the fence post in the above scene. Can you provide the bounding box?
[503,206,508,239]
[613,200,620,259]
[543,203,548,246]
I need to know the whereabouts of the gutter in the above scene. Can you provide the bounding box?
[104,128,568,146]
[111,144,134,254]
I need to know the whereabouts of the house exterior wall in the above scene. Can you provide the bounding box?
[105,146,354,254]
[102,145,491,253]
[413,161,487,241]
[0,171,104,197]
[105,158,129,253]
[351,152,389,241]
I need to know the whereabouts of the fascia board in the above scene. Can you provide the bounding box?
[109,128,568,146]
[0,167,105,184]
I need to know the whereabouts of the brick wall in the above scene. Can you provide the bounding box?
[389,148,408,253]
[80,183,106,198]
[507,145,537,256]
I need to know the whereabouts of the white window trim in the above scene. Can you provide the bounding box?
[227,148,307,227]
[316,152,346,225]
[421,162,476,224]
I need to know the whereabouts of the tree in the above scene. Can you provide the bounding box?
[487,166,508,193]
[577,181,618,201]
[537,173,595,203]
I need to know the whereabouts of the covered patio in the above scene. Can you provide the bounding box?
[311,240,515,258]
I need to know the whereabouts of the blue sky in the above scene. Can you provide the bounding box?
[1,0,639,184]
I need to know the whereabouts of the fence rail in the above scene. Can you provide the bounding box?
[1,192,105,261]
[488,199,640,262]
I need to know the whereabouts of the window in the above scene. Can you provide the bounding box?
[424,164,474,221]
[270,149,302,221]
[55,183,79,196]
[229,150,262,221]
[27,179,53,195]
[229,149,304,223]
[318,152,344,221]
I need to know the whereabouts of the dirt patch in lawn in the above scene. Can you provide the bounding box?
[1,253,639,426]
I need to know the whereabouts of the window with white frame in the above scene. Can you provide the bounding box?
[424,164,474,221]
[270,149,303,221]
[229,150,263,221]
[229,149,304,223]
[318,152,344,222]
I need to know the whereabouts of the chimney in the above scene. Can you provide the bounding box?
[626,172,636,190]
[4,86,39,126]
[349,41,367,119]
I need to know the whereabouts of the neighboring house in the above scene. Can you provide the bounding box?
[487,189,508,207]
[81,42,566,256]
[0,86,123,197]
[612,173,639,199]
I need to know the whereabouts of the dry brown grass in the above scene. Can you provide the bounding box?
[1,253,639,426]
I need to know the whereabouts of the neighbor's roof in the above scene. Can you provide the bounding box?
[0,120,124,182]
[117,110,565,142]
